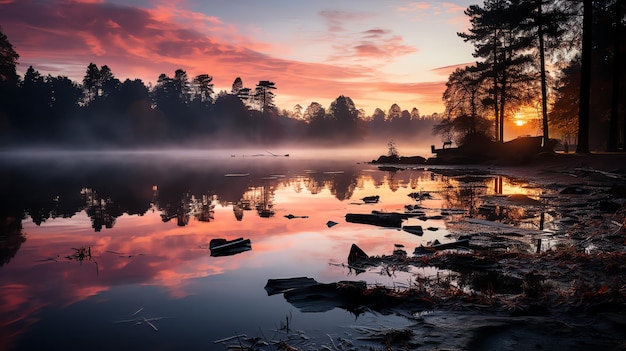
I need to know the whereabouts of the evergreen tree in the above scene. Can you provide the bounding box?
[459,0,537,142]
[83,63,100,103]
[254,80,276,115]
[0,26,19,85]
[192,74,214,104]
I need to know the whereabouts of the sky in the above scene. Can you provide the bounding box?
[0,0,478,116]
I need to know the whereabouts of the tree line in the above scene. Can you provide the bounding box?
[435,0,625,152]
[0,27,438,148]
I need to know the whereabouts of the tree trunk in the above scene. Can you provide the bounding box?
[493,36,500,142]
[608,0,622,151]
[576,0,592,154]
[538,0,550,150]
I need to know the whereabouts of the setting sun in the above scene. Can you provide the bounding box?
[515,119,526,126]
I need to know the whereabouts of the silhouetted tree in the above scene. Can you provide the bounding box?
[0,26,19,85]
[173,69,191,103]
[387,103,402,122]
[0,27,20,144]
[192,74,214,105]
[293,104,303,120]
[254,80,276,114]
[304,101,327,139]
[460,0,538,142]
[516,0,568,148]
[83,63,100,103]
[329,95,362,141]
[19,66,49,137]
[550,59,580,147]
[47,75,82,137]
[99,65,121,99]
[442,65,487,133]
[231,77,243,94]
[212,93,253,140]
[117,78,166,144]
[576,0,592,153]
[410,108,420,120]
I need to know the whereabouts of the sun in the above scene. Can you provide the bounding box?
[514,119,526,126]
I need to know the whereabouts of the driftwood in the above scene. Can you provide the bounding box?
[209,237,252,257]
[345,212,403,228]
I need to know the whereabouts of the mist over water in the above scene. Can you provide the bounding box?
[0,144,435,164]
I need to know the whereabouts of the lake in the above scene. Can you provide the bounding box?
[0,149,546,350]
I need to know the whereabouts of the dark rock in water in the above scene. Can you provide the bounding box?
[348,243,368,264]
[266,276,368,312]
[264,277,318,295]
[402,225,424,236]
[282,280,368,313]
[560,186,590,195]
[362,195,380,203]
[372,155,426,165]
[266,276,432,314]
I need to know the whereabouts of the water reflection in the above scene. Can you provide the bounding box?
[0,153,559,351]
[0,216,25,267]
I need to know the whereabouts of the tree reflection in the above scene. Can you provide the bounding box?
[0,216,26,267]
[83,188,120,231]
[440,179,486,217]
[1,158,365,230]
[239,183,276,218]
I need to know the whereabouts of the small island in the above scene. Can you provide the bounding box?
[372,134,559,166]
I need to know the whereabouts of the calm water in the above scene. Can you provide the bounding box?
[0,150,545,350]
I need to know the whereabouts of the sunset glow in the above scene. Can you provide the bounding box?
[0,0,476,115]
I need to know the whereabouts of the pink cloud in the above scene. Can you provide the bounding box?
[327,28,417,63]
[319,9,374,32]
[397,1,467,19]
[397,2,431,12]
[442,3,466,13]
[362,28,391,39]
[0,0,447,114]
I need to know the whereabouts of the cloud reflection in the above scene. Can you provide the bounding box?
[0,157,546,348]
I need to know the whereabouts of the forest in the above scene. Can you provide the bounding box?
[0,37,438,148]
[0,0,624,151]
[436,0,625,152]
